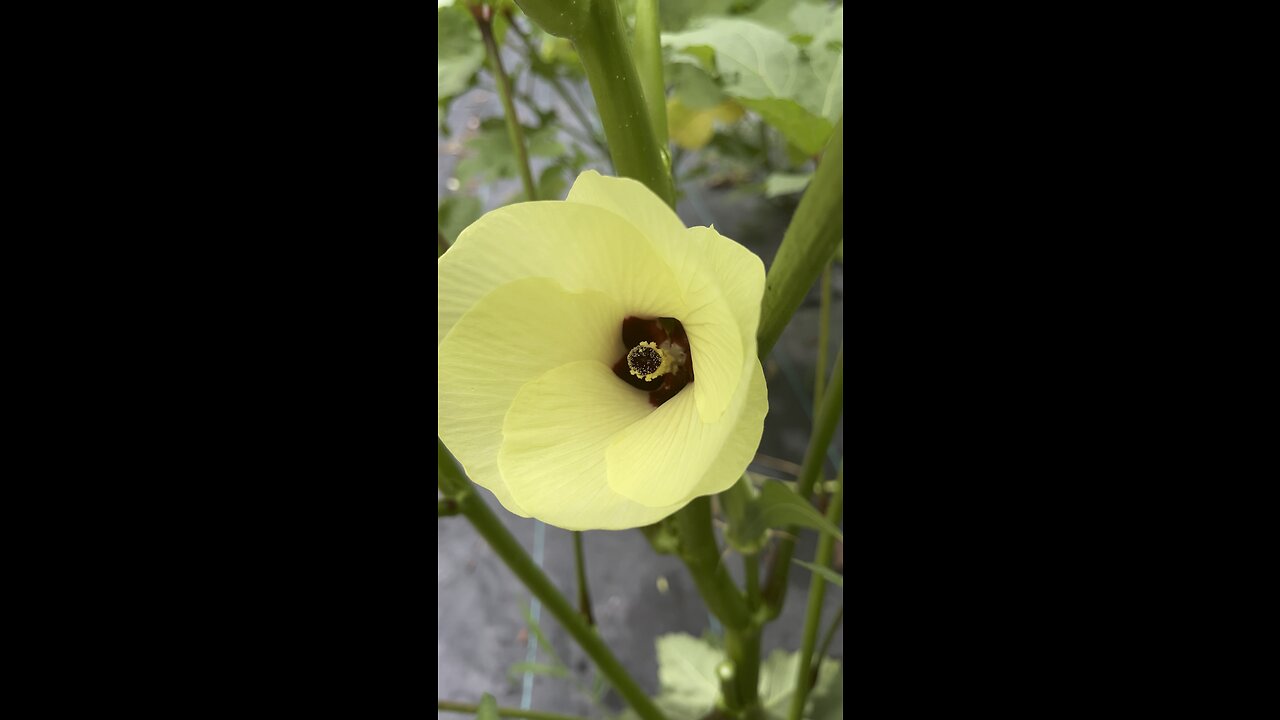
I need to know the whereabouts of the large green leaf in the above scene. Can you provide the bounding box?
[662,17,842,154]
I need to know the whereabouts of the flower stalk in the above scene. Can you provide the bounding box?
[438,439,666,720]
[572,530,595,626]
[472,5,538,201]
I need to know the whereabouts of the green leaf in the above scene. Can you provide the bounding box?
[509,165,569,203]
[476,694,498,720]
[507,661,570,681]
[753,479,843,541]
[648,633,842,720]
[793,559,843,587]
[758,650,841,720]
[438,4,485,103]
[438,195,483,245]
[765,172,813,198]
[740,98,832,156]
[654,633,723,719]
[456,119,565,184]
[667,61,725,110]
[663,17,842,153]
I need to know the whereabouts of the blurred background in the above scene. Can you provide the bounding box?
[439,1,844,714]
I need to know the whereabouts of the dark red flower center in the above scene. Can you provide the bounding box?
[612,316,695,408]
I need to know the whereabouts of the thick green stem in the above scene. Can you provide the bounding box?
[744,548,760,610]
[633,0,668,149]
[674,496,760,714]
[572,530,595,626]
[475,9,538,201]
[438,700,586,720]
[674,496,750,630]
[761,347,843,619]
[758,116,844,358]
[438,498,460,517]
[724,625,763,720]
[787,465,843,720]
[572,0,675,206]
[438,440,665,720]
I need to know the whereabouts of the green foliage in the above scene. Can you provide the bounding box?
[438,4,485,108]
[750,479,843,542]
[765,172,812,198]
[662,3,843,156]
[456,118,565,184]
[438,195,483,245]
[476,693,499,720]
[632,633,842,720]
[792,559,843,588]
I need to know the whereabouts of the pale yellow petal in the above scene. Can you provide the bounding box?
[565,172,766,421]
[693,359,768,496]
[606,358,765,508]
[498,361,690,530]
[438,200,686,345]
[438,278,624,517]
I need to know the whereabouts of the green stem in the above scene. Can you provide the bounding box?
[724,626,763,720]
[633,0,669,149]
[813,259,832,420]
[786,465,843,720]
[673,497,760,714]
[572,0,675,206]
[438,498,460,517]
[744,548,760,610]
[438,440,665,720]
[572,530,595,626]
[811,604,843,688]
[761,346,843,619]
[475,9,538,201]
[438,700,586,720]
[506,19,612,160]
[674,497,750,630]
[757,115,844,358]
